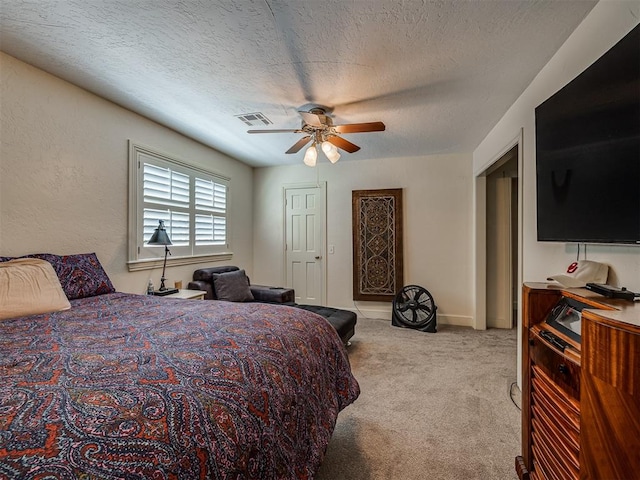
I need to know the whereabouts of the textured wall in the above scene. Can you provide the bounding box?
[0,53,254,294]
[0,1,597,167]
[473,3,640,387]
[474,1,640,292]
[253,153,474,326]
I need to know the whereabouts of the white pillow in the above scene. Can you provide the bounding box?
[0,258,71,320]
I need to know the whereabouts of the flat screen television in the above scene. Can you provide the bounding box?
[535,25,640,245]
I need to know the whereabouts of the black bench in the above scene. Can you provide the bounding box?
[290,304,357,346]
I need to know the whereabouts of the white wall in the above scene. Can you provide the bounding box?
[253,154,474,325]
[474,3,640,387]
[0,52,254,293]
[474,2,640,292]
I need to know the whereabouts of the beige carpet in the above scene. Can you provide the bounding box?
[316,318,521,480]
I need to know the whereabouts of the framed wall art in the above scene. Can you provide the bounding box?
[352,188,403,302]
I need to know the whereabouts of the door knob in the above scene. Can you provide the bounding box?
[315,256,322,260]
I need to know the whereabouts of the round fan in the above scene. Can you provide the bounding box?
[392,285,437,332]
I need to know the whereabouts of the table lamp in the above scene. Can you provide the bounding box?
[147,219,179,296]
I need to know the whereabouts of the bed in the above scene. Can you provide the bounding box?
[0,254,360,479]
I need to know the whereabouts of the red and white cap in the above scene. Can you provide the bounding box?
[547,260,609,288]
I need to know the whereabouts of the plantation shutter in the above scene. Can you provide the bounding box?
[195,178,227,246]
[143,163,190,245]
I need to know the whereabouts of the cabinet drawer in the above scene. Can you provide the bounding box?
[531,390,579,452]
[532,366,580,430]
[530,334,580,401]
[532,438,579,480]
[531,416,579,477]
[530,347,581,480]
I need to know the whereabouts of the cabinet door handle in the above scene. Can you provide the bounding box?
[558,364,569,375]
[315,256,322,260]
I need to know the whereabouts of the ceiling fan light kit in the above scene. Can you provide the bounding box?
[247,106,385,166]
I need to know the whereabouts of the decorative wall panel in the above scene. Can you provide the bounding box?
[352,189,403,302]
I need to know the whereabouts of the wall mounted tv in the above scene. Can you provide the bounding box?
[535,24,639,245]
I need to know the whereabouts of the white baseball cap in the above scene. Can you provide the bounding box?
[547,260,609,288]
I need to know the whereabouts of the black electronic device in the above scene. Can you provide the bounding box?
[539,329,571,352]
[585,283,639,302]
[535,25,640,245]
[544,296,592,343]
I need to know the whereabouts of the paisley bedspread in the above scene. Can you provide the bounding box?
[0,293,359,479]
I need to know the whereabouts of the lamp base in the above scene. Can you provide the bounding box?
[153,288,180,296]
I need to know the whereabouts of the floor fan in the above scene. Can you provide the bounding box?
[392,285,437,332]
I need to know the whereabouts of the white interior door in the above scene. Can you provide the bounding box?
[285,185,325,305]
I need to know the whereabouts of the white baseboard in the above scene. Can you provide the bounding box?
[339,305,474,328]
[434,314,474,327]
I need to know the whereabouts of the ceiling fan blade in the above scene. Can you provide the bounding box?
[327,135,361,153]
[285,135,312,154]
[299,111,324,127]
[247,129,301,134]
[333,121,386,133]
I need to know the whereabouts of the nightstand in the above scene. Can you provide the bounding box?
[163,289,206,300]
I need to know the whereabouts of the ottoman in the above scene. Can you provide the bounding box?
[293,304,357,345]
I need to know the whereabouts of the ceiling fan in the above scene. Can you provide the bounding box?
[247,106,385,165]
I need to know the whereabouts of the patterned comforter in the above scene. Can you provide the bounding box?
[0,293,359,479]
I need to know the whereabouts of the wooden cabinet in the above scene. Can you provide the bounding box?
[580,313,640,479]
[517,283,640,480]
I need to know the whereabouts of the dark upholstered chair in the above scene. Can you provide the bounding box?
[188,266,294,303]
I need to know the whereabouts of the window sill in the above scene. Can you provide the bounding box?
[127,252,233,272]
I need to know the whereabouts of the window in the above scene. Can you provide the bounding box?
[128,142,231,270]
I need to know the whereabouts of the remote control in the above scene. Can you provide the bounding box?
[585,283,638,302]
[540,330,570,352]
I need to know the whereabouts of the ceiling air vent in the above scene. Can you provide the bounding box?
[236,112,272,127]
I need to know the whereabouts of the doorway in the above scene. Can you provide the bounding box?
[284,183,326,305]
[485,146,519,329]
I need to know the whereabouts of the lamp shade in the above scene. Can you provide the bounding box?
[147,219,172,245]
[303,144,318,167]
[321,141,334,156]
[326,149,341,163]
[321,141,340,163]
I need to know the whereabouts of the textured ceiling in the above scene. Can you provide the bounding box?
[0,0,597,167]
